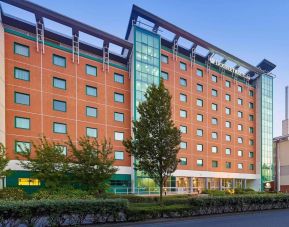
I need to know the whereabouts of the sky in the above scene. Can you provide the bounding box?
[2,0,289,137]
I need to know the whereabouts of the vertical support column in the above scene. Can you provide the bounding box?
[205,177,209,190]
[219,178,222,190]
[233,178,236,189]
[244,179,247,189]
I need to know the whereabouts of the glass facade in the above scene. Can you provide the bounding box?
[134,26,160,120]
[260,74,274,188]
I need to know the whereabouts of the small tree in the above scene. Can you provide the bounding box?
[123,80,181,204]
[0,143,9,179]
[19,137,70,189]
[67,137,117,193]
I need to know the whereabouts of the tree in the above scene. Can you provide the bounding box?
[0,143,9,178]
[123,79,181,204]
[19,137,70,189]
[67,137,117,193]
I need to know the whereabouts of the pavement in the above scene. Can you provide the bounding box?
[101,209,289,227]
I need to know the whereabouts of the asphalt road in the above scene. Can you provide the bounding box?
[120,209,289,227]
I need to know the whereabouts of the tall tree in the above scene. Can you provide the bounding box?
[19,137,70,189]
[123,79,181,204]
[0,143,9,178]
[67,137,117,193]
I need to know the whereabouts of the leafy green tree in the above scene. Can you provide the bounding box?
[19,137,70,189]
[67,137,117,193]
[123,80,181,204]
[0,143,9,178]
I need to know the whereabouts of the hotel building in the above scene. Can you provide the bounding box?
[0,0,276,193]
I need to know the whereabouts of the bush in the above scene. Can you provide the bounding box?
[0,188,27,200]
[32,187,95,200]
[0,199,128,226]
[202,188,258,196]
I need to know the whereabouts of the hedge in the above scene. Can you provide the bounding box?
[127,194,289,221]
[0,199,128,226]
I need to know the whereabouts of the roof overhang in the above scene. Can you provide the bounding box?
[125,4,276,77]
[0,0,133,62]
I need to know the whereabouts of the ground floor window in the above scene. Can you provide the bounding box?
[18,178,40,186]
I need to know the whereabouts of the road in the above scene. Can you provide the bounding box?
[120,209,289,227]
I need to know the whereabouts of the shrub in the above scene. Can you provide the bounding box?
[0,199,128,226]
[32,187,95,200]
[0,188,27,200]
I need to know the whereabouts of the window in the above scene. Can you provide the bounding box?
[161,54,168,64]
[197,114,203,122]
[226,135,231,141]
[86,106,98,118]
[249,115,254,121]
[53,100,66,112]
[238,124,243,131]
[212,89,218,97]
[238,150,243,157]
[212,132,218,139]
[180,62,187,71]
[15,92,30,106]
[249,164,254,170]
[212,146,218,153]
[238,163,243,169]
[55,145,67,155]
[249,90,254,97]
[115,132,124,141]
[53,77,66,90]
[53,122,67,134]
[180,93,187,102]
[249,102,254,109]
[115,151,124,160]
[225,80,231,88]
[197,159,203,166]
[238,137,243,144]
[212,118,218,125]
[249,127,254,133]
[197,144,203,152]
[197,129,203,137]
[161,71,169,80]
[180,77,187,87]
[225,148,231,155]
[15,141,31,153]
[15,117,30,129]
[86,127,98,138]
[114,73,124,83]
[225,121,231,128]
[211,103,218,111]
[86,85,97,97]
[18,178,40,186]
[114,112,124,122]
[238,111,243,118]
[86,64,97,76]
[197,84,203,92]
[180,157,187,165]
[249,139,254,146]
[211,75,217,83]
[14,42,29,57]
[249,152,254,158]
[53,54,66,67]
[238,98,243,105]
[14,67,30,81]
[180,125,187,134]
[225,94,231,101]
[114,93,124,103]
[226,162,232,169]
[197,99,203,107]
[238,85,243,92]
[180,142,187,149]
[212,160,218,168]
[225,107,231,115]
[196,69,203,77]
[180,110,187,118]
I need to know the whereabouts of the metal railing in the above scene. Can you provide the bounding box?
[111,187,203,195]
